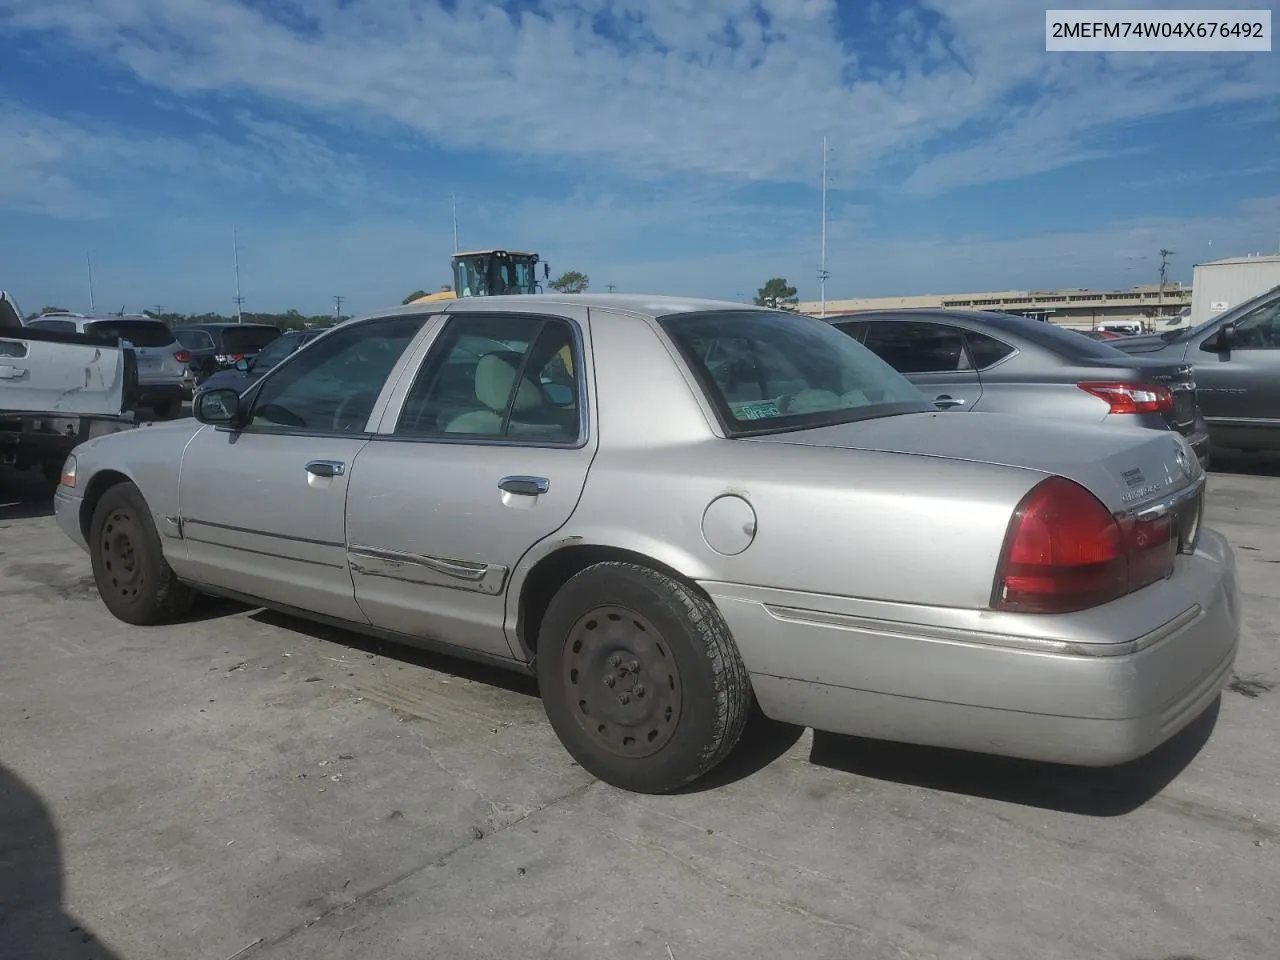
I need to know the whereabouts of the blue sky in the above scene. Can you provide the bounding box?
[1,0,1278,316]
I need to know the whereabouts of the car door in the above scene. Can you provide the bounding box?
[176,314,430,621]
[344,307,596,661]
[1193,295,1280,447]
[846,319,983,411]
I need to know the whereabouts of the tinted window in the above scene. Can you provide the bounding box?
[175,329,215,350]
[222,326,281,353]
[975,312,1125,361]
[28,319,77,334]
[861,321,972,373]
[1225,297,1280,350]
[965,330,1016,369]
[249,316,425,433]
[250,333,303,369]
[660,310,927,435]
[395,314,580,442]
[85,320,174,347]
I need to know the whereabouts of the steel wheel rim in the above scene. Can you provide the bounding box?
[100,507,145,603]
[562,605,683,759]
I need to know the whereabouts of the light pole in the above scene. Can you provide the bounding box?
[333,295,344,322]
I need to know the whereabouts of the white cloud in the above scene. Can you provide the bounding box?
[0,100,380,218]
[3,0,1276,193]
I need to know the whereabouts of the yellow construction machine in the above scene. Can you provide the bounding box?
[411,249,549,303]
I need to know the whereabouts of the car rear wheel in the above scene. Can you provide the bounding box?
[89,482,195,625]
[536,562,751,793]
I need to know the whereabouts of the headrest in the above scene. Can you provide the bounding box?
[474,351,542,413]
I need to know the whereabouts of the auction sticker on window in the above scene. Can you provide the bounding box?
[1046,9,1271,51]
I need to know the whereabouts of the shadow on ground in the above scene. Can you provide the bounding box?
[249,607,541,698]
[0,765,122,960]
[809,696,1221,816]
[1208,448,1280,478]
[0,466,53,521]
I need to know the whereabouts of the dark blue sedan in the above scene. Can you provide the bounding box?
[195,329,324,396]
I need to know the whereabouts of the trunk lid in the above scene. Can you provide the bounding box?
[751,410,1203,515]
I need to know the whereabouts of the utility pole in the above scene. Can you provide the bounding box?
[818,136,831,317]
[154,304,165,319]
[86,253,96,313]
[451,192,459,253]
[233,226,244,323]
[333,295,344,322]
[607,283,616,293]
[1157,248,1174,327]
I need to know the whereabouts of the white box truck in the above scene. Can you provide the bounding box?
[1190,254,1280,327]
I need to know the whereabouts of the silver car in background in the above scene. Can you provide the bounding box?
[827,309,1211,467]
[53,295,1237,794]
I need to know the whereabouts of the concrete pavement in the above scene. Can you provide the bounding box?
[1,456,1277,960]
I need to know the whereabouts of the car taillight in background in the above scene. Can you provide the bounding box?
[992,476,1176,614]
[174,349,191,364]
[231,353,245,362]
[1077,381,1174,415]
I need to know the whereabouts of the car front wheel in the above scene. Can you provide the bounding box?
[536,561,751,793]
[89,481,195,625]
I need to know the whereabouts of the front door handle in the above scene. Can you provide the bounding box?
[933,395,965,409]
[498,476,550,496]
[306,459,346,478]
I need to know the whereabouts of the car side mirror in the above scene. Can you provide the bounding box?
[234,358,250,372]
[194,388,244,427]
[1202,323,1236,354]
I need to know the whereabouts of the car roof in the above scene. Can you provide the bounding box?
[357,293,774,325]
[175,322,280,331]
[34,314,167,325]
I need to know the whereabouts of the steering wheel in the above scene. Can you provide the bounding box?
[332,391,378,432]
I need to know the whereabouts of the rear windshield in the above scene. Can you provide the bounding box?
[223,326,282,353]
[975,312,1129,361]
[659,309,930,436]
[174,329,215,350]
[84,319,175,347]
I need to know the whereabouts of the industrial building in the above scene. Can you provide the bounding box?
[797,283,1191,327]
[1189,254,1280,326]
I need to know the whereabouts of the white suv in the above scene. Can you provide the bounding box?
[24,314,192,418]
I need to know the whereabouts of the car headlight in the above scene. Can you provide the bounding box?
[60,454,77,488]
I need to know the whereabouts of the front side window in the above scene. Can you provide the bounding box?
[1224,298,1280,350]
[395,313,581,443]
[250,333,302,370]
[660,310,928,435]
[248,316,425,433]
[860,321,972,374]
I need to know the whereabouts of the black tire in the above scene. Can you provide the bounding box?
[89,481,195,625]
[151,400,177,420]
[536,562,751,793]
[40,459,64,490]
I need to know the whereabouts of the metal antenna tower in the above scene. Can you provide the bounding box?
[818,137,832,317]
[233,226,244,322]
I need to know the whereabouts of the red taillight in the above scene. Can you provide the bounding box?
[231,353,245,362]
[993,477,1175,614]
[173,349,191,363]
[1078,381,1174,415]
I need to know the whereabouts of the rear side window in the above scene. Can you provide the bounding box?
[860,321,972,373]
[395,314,581,443]
[28,319,78,334]
[175,329,215,350]
[222,327,281,353]
[964,330,1016,369]
[85,320,174,347]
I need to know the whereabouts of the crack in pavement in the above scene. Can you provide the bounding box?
[238,776,599,958]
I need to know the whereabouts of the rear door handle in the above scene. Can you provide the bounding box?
[498,476,550,496]
[306,459,346,478]
[933,395,965,409]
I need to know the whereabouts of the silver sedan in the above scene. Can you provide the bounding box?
[53,295,1239,793]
